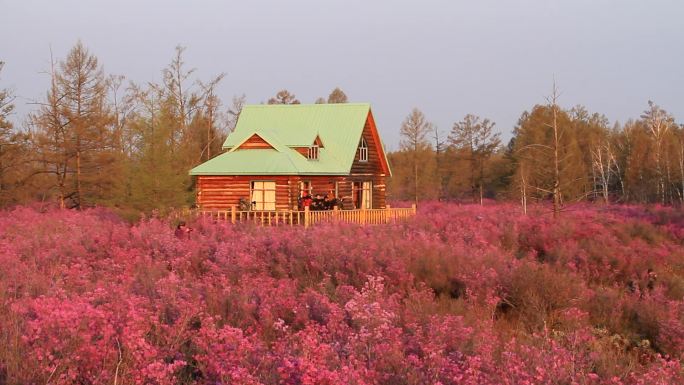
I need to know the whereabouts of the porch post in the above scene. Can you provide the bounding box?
[385,204,390,223]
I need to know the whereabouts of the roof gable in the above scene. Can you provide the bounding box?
[313,135,324,147]
[235,133,275,150]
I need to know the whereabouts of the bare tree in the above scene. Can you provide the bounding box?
[0,61,29,205]
[226,94,246,133]
[163,46,197,132]
[0,62,13,130]
[400,108,433,205]
[514,82,565,217]
[677,126,684,204]
[591,139,620,204]
[267,90,300,105]
[640,100,674,204]
[327,87,348,103]
[519,162,528,215]
[433,126,446,200]
[197,74,226,161]
[548,83,562,217]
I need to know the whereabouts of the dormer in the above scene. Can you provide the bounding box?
[235,133,274,150]
[307,144,319,160]
[295,135,324,160]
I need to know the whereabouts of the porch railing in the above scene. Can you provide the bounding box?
[195,205,416,227]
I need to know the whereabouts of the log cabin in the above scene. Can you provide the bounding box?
[189,103,392,211]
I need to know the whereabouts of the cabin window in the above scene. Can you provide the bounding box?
[352,181,372,209]
[250,181,276,211]
[358,137,368,162]
[300,181,312,197]
[307,145,319,160]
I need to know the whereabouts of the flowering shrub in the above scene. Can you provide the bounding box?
[0,203,682,384]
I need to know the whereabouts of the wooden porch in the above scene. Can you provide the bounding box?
[196,205,416,227]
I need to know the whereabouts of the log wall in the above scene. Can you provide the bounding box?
[196,175,387,210]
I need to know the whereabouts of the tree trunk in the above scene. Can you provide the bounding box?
[76,146,82,209]
[414,161,418,207]
[679,139,684,204]
[552,100,561,218]
[520,165,528,215]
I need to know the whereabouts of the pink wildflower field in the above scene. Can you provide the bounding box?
[0,203,683,384]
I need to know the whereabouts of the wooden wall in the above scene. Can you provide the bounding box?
[348,111,388,209]
[196,174,387,210]
[197,176,292,210]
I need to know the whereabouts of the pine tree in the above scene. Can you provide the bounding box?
[31,42,119,208]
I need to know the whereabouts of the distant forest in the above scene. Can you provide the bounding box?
[1,42,683,215]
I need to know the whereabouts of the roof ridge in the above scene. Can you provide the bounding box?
[245,103,370,108]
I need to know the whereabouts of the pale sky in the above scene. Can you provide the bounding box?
[2,0,683,149]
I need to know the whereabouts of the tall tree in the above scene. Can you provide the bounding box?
[0,62,13,131]
[433,126,447,200]
[123,81,190,210]
[621,119,654,203]
[449,114,501,204]
[31,42,118,208]
[267,90,300,105]
[548,86,562,217]
[327,87,348,103]
[118,47,227,212]
[640,100,674,204]
[590,135,620,204]
[0,61,31,205]
[196,74,226,161]
[677,125,684,203]
[511,86,586,216]
[400,108,433,204]
[163,46,197,137]
[226,94,246,133]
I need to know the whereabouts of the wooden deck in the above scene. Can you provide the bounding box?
[196,205,416,227]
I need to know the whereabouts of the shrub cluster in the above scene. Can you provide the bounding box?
[0,203,682,384]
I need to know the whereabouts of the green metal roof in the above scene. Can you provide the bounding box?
[190,103,379,176]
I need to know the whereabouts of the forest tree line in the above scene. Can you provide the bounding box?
[389,93,684,209]
[1,42,683,215]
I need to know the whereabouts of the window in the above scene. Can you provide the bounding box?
[300,181,312,197]
[307,145,319,160]
[358,137,368,162]
[352,181,372,209]
[250,181,276,211]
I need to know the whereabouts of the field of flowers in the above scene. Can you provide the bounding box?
[0,203,682,384]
